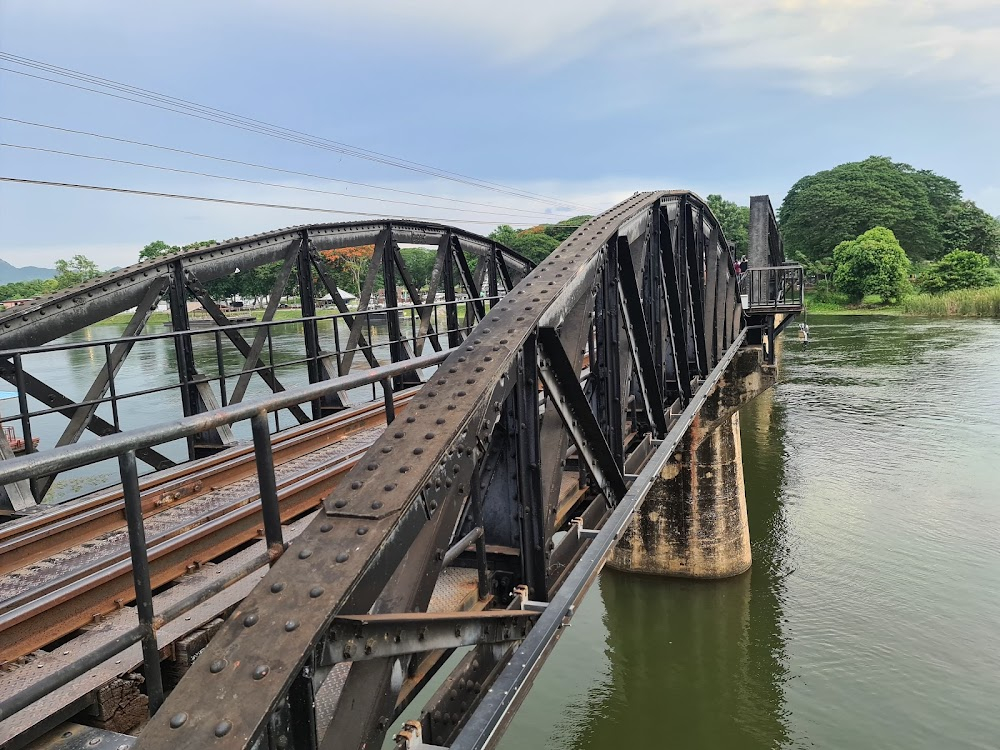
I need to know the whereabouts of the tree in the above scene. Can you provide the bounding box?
[53,255,101,289]
[139,240,180,262]
[511,231,560,263]
[779,156,947,262]
[319,245,375,296]
[488,225,519,248]
[939,201,1000,259]
[542,216,591,242]
[399,248,437,290]
[919,250,995,294]
[707,195,750,255]
[0,278,57,300]
[833,227,910,304]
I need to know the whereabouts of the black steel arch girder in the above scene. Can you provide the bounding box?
[0,221,531,350]
[132,189,746,750]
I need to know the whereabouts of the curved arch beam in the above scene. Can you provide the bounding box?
[0,221,531,350]
[137,190,746,749]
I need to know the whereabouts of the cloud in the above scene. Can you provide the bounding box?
[269,0,1000,96]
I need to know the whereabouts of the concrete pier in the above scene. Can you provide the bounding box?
[610,347,775,578]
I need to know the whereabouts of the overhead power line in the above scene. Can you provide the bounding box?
[0,52,599,212]
[0,142,561,219]
[0,176,544,226]
[0,117,558,218]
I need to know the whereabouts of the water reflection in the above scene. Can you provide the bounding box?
[561,390,793,749]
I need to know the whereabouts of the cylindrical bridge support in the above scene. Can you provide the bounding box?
[611,412,751,579]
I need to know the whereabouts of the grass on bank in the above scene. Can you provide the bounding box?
[805,286,1000,317]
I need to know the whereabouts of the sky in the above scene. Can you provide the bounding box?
[1,0,999,270]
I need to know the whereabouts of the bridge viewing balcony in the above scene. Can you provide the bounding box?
[741,264,805,315]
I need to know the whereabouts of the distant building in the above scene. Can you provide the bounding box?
[1,298,35,310]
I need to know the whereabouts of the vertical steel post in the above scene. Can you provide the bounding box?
[488,242,499,301]
[286,662,319,750]
[443,232,460,348]
[167,261,200,460]
[382,227,407,390]
[594,246,624,469]
[104,343,121,432]
[470,465,490,600]
[215,330,227,407]
[381,378,395,424]
[13,354,37,500]
[297,235,326,419]
[515,338,547,600]
[251,412,284,562]
[119,449,165,715]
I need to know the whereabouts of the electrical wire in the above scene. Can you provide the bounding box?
[0,117,560,218]
[0,176,544,226]
[0,53,599,212]
[0,142,561,219]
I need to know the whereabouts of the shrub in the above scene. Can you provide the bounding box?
[833,226,910,304]
[918,250,995,294]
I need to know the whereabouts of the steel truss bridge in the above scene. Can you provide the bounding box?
[0,191,802,750]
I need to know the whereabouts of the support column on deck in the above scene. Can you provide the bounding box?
[610,347,775,578]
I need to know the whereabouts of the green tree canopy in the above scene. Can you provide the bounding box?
[833,226,910,304]
[53,255,101,289]
[707,195,750,255]
[399,248,437,290]
[780,156,951,262]
[0,278,57,301]
[510,231,560,264]
[939,201,1000,259]
[139,240,180,262]
[488,225,519,248]
[919,250,996,294]
[489,217,591,264]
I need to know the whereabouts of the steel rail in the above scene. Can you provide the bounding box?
[450,330,747,750]
[0,392,418,573]
[0,439,364,661]
[0,545,273,723]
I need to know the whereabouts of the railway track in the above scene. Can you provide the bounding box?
[0,392,415,665]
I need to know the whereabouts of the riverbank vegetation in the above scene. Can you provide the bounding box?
[5,157,1000,320]
[779,156,1000,317]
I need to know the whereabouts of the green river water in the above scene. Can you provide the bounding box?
[499,314,1000,750]
[12,314,1000,749]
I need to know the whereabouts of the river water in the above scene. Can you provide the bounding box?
[499,314,1000,750]
[10,315,1000,748]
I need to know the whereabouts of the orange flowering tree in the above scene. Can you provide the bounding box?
[319,245,375,296]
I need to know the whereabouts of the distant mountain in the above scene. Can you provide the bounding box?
[0,258,56,284]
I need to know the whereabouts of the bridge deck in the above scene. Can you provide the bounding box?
[0,396,418,666]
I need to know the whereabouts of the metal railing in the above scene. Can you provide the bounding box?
[741,265,804,311]
[0,296,497,464]
[0,349,450,724]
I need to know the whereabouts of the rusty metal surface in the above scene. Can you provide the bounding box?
[27,722,137,750]
[0,514,318,747]
[312,567,480,744]
[0,395,415,576]
[0,425,386,663]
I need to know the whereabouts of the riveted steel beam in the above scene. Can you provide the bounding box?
[132,191,750,750]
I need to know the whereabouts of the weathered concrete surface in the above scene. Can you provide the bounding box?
[610,346,774,579]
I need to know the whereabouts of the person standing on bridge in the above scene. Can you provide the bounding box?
[739,255,749,274]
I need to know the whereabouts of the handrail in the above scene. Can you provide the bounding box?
[0,350,447,486]
[0,296,502,359]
